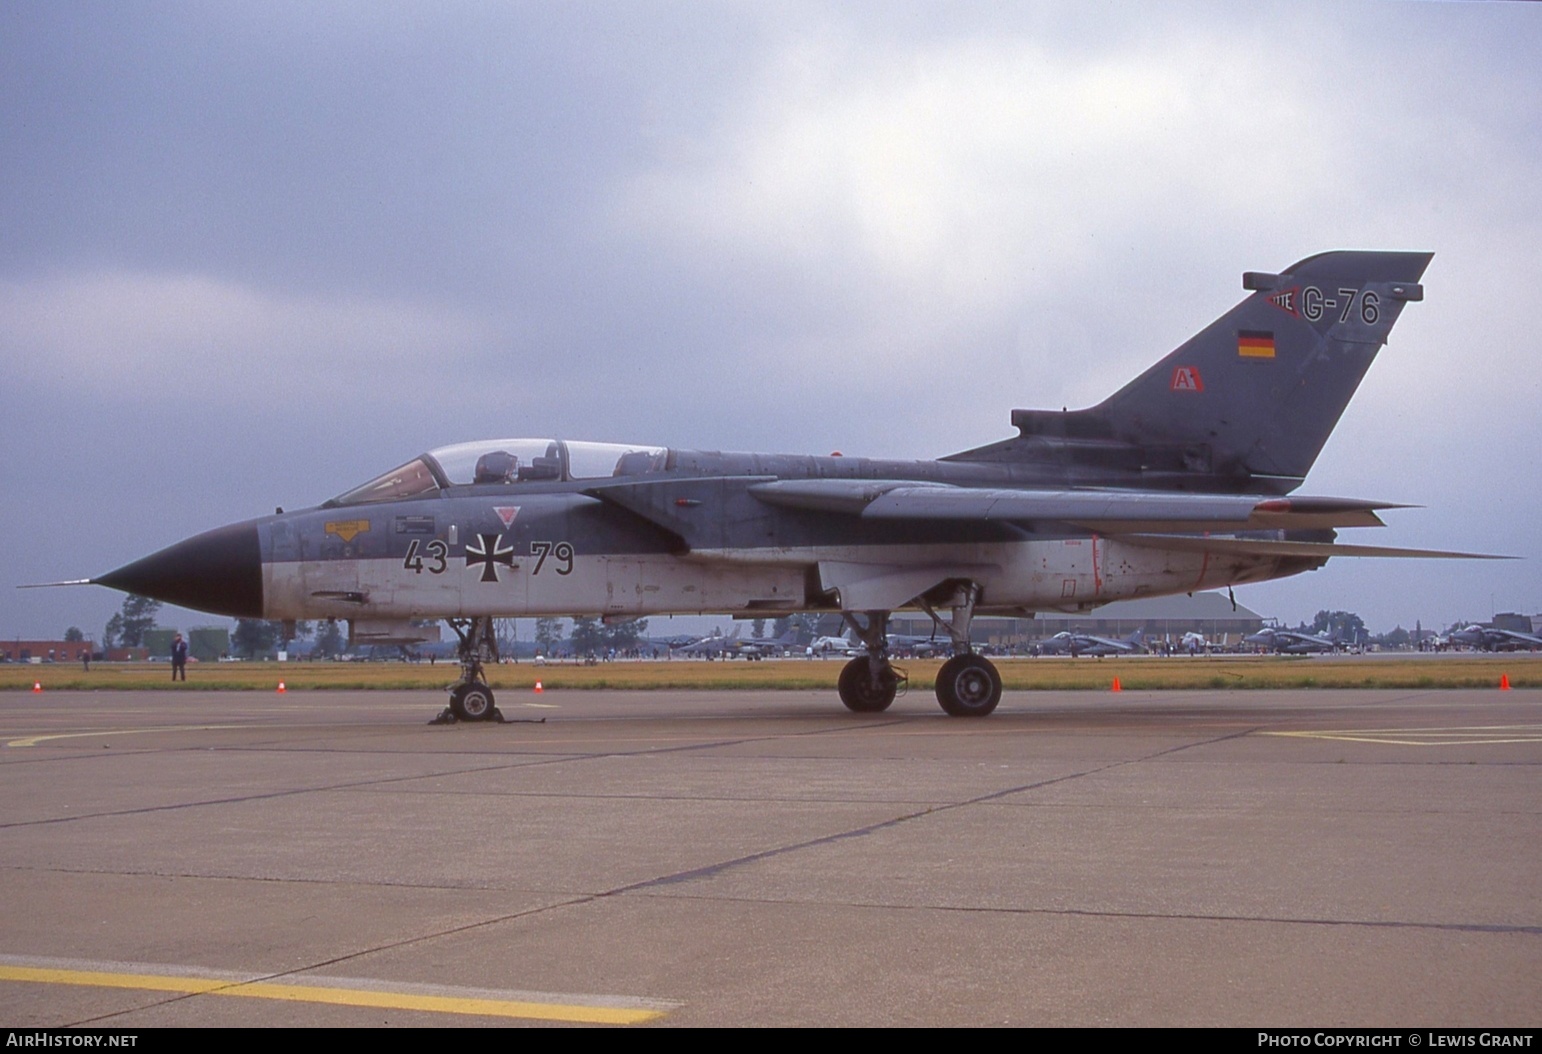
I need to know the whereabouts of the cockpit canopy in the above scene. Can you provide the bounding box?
[327,439,668,506]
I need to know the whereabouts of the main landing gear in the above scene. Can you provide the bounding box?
[432,616,504,724]
[934,652,1002,717]
[836,585,1002,718]
[836,611,903,713]
[924,584,1001,717]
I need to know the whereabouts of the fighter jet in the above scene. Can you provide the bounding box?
[674,626,743,658]
[1242,627,1340,654]
[1038,629,1147,658]
[884,632,949,657]
[1179,631,1211,655]
[806,631,945,657]
[808,634,861,657]
[1448,625,1542,652]
[85,250,1496,721]
[733,626,802,659]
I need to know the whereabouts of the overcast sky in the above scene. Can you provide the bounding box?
[3,1,1539,641]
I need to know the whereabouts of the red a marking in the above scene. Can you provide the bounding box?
[1170,366,1204,392]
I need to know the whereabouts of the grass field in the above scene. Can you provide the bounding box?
[3,653,1537,692]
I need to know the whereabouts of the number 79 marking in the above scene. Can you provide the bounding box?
[530,540,574,575]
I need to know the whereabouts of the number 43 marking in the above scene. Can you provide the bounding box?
[531,541,574,575]
[402,539,448,574]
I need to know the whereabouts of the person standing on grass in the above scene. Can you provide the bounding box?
[171,633,188,681]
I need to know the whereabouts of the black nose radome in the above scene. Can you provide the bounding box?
[95,520,263,618]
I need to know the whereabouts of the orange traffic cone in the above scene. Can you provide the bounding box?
[1499,673,1511,690]
[32,681,42,693]
[1111,677,1122,692]
[276,681,286,693]
[533,681,544,693]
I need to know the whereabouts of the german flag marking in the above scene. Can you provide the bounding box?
[1237,330,1275,359]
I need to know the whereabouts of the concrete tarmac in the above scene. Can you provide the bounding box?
[0,687,1537,1027]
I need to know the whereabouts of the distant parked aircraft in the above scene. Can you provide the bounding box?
[1243,627,1340,654]
[1448,625,1542,652]
[1039,628,1146,657]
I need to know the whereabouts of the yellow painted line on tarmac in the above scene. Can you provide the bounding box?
[5,726,248,748]
[1263,724,1542,746]
[0,958,675,1024]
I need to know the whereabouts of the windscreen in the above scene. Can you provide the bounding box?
[328,457,442,506]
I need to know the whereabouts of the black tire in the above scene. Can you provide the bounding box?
[450,683,496,721]
[837,656,897,713]
[936,654,1001,717]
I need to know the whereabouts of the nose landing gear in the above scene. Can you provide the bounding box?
[835,610,905,713]
[432,616,505,724]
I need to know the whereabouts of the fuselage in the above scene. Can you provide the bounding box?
[98,437,1326,628]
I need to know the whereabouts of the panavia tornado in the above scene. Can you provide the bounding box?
[87,250,1491,720]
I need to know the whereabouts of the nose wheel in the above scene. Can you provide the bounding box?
[432,616,505,723]
[449,683,497,721]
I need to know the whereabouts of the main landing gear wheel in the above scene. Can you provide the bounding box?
[935,653,1001,717]
[450,683,497,722]
[838,656,898,713]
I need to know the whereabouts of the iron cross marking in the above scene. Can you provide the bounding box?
[465,532,515,583]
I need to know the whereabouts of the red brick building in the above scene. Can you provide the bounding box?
[1,640,94,663]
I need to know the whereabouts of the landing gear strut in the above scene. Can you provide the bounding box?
[432,616,503,723]
[836,610,903,713]
[921,584,1001,717]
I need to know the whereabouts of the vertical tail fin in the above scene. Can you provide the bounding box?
[1098,250,1431,487]
[957,251,1432,492]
